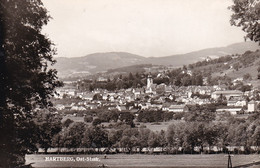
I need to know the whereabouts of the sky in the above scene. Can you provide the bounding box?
[42,0,246,58]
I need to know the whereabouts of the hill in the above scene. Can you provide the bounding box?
[54,41,260,78]
[144,41,260,66]
[187,50,260,88]
[55,52,145,77]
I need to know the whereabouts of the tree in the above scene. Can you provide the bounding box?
[243,73,252,80]
[84,115,93,123]
[229,0,260,43]
[158,130,167,149]
[258,66,260,79]
[63,118,74,127]
[63,123,86,150]
[119,128,139,153]
[92,118,102,126]
[251,125,260,152]
[108,129,123,148]
[215,123,229,152]
[228,122,251,153]
[128,72,134,80]
[52,132,64,153]
[0,1,61,167]
[119,112,135,127]
[184,105,216,122]
[233,62,240,71]
[166,123,186,153]
[35,112,62,153]
[84,126,108,150]
[137,128,151,153]
[148,132,159,151]
[93,93,102,100]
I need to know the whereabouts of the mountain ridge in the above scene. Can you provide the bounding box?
[54,41,260,78]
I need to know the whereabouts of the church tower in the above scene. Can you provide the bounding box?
[147,74,153,90]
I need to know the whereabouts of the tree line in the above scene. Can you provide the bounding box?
[32,111,260,155]
[77,68,204,92]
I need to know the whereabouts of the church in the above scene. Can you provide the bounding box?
[146,74,157,94]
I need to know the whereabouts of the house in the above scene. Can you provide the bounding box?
[216,107,242,115]
[71,106,86,111]
[167,94,175,101]
[55,88,76,98]
[82,93,95,101]
[107,105,117,111]
[66,89,76,97]
[138,102,151,110]
[55,104,65,111]
[168,104,189,113]
[227,97,247,107]
[248,100,257,112]
[107,94,115,102]
[151,104,163,110]
[213,85,228,91]
[55,88,66,99]
[156,83,166,94]
[227,100,247,107]
[211,90,243,100]
[133,88,143,99]
[64,105,72,111]
[165,86,172,93]
[125,94,135,102]
[162,103,171,111]
[187,70,192,76]
[205,56,212,62]
[116,105,127,111]
[85,103,99,110]
[97,76,108,82]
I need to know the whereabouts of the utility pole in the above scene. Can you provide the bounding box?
[225,152,234,168]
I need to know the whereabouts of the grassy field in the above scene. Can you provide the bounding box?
[25,154,260,168]
[140,121,174,132]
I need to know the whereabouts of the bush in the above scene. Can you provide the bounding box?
[243,73,252,80]
[92,118,102,126]
[63,119,74,128]
[84,116,93,123]
[173,112,185,120]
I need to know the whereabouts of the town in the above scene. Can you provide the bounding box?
[54,69,260,121]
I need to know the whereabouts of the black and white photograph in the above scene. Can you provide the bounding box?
[1,0,260,167]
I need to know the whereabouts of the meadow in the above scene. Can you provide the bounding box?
[25,154,260,168]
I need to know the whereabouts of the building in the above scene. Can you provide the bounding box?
[248,100,257,112]
[146,74,156,94]
[227,100,247,107]
[168,104,189,113]
[146,74,153,93]
[211,90,243,100]
[216,107,242,115]
[227,97,247,107]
